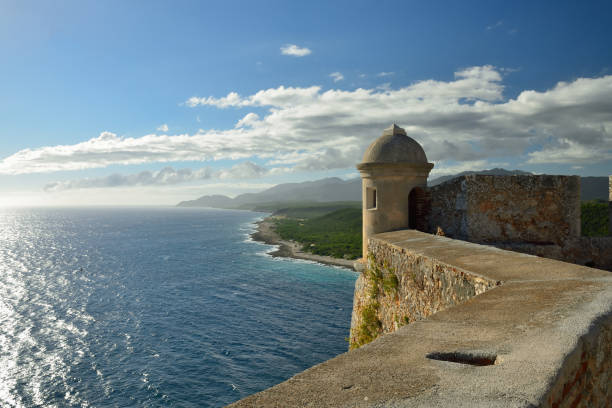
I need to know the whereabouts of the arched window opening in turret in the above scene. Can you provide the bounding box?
[409,187,426,230]
[366,187,377,210]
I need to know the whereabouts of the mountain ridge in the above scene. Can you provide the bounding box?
[177,170,609,208]
[177,177,361,208]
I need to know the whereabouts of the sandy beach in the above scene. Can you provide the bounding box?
[250,217,357,270]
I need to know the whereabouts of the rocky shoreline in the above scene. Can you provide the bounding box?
[250,216,356,270]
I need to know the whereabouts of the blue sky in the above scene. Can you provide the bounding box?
[1,0,611,206]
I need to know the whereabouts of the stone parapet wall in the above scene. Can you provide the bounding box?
[349,238,499,349]
[429,175,581,245]
[428,174,468,238]
[229,230,611,407]
[496,237,612,271]
[426,174,612,270]
[542,313,611,407]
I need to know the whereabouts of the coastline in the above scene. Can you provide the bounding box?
[251,216,357,271]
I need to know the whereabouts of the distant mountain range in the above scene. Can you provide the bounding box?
[177,169,609,208]
[177,177,361,209]
[580,177,609,202]
[427,168,533,186]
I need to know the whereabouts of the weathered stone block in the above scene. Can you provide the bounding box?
[429,175,581,245]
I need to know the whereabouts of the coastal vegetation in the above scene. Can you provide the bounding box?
[251,201,360,217]
[268,199,609,260]
[581,200,609,236]
[272,205,362,259]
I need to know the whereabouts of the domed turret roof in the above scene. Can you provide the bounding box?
[361,124,428,164]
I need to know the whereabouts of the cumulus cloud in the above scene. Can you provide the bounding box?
[3,65,612,177]
[330,72,344,82]
[216,161,268,179]
[377,72,394,77]
[280,44,311,57]
[235,112,260,128]
[186,86,321,108]
[157,124,169,132]
[44,162,270,191]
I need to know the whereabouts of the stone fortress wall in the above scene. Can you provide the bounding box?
[428,175,581,244]
[231,231,611,407]
[229,126,611,407]
[426,174,612,270]
[349,234,501,349]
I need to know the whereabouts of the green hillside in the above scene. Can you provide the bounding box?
[581,200,609,237]
[274,207,362,259]
[248,201,361,217]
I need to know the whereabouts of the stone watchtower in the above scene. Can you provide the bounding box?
[357,124,434,259]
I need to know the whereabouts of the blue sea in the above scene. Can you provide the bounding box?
[0,207,357,407]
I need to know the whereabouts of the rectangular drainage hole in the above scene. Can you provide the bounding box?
[426,351,497,366]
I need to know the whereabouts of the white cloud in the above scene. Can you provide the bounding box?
[486,20,517,35]
[377,72,394,77]
[44,166,213,191]
[216,161,268,179]
[186,91,244,108]
[2,66,612,177]
[527,137,610,164]
[44,162,270,191]
[486,20,503,30]
[330,72,344,82]
[375,82,392,91]
[186,86,321,108]
[157,124,169,132]
[280,44,312,57]
[235,112,260,128]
